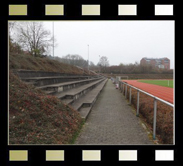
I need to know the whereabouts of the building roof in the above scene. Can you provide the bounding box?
[142,57,169,61]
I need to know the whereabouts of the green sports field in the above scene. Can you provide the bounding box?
[138,79,174,88]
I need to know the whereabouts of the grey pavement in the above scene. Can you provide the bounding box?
[75,79,154,145]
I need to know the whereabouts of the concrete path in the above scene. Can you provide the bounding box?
[75,79,154,145]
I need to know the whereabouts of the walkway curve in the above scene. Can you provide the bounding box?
[75,80,153,145]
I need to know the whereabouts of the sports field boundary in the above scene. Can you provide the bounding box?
[138,79,173,88]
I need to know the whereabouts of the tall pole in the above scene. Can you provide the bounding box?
[99,55,100,73]
[88,44,89,73]
[53,22,54,57]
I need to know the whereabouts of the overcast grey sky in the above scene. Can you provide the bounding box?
[44,21,174,69]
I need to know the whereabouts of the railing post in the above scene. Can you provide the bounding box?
[123,83,124,94]
[136,90,140,117]
[121,82,123,93]
[125,84,127,99]
[153,97,157,140]
[129,87,131,104]
[119,81,121,91]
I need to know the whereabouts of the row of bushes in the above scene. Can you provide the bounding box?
[121,86,173,144]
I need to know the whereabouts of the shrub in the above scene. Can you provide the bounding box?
[9,71,83,144]
[128,88,173,144]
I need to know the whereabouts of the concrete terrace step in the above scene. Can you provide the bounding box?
[35,77,102,93]
[54,79,105,101]
[22,76,100,87]
[82,79,107,104]
[61,99,74,105]
[71,79,107,110]
[61,79,106,106]
[44,90,56,95]
[71,79,108,120]
[24,81,37,85]
[79,107,91,120]
[13,69,97,78]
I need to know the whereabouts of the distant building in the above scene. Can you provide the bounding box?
[140,57,170,69]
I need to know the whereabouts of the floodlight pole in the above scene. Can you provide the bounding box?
[99,55,101,73]
[53,22,54,57]
[88,44,90,74]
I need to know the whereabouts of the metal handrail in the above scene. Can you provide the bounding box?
[121,81,174,107]
[119,80,174,140]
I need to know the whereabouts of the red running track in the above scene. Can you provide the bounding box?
[122,80,174,104]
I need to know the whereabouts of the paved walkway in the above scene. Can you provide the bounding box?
[75,80,154,145]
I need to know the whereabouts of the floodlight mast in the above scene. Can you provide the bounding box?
[88,44,90,74]
[52,22,54,57]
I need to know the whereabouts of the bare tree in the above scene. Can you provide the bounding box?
[15,22,55,57]
[9,22,17,39]
[98,56,109,72]
[9,22,24,54]
[61,54,88,67]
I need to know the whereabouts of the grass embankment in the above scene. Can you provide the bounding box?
[9,53,91,75]
[138,80,173,88]
[123,88,173,144]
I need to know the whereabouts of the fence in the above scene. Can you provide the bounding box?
[119,80,174,141]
